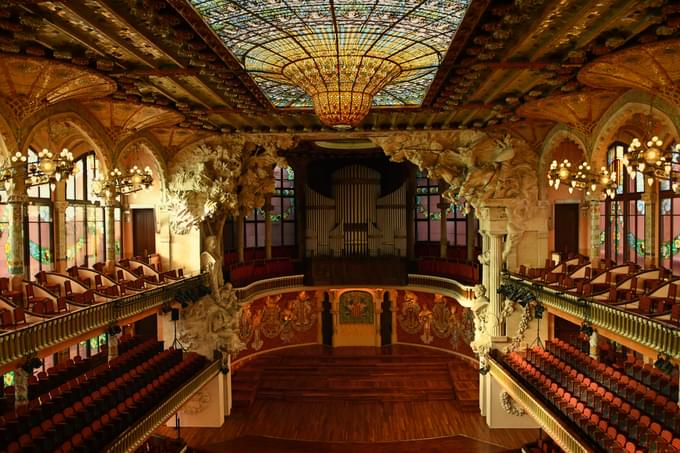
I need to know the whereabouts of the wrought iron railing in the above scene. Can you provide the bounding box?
[503,274,680,359]
[105,359,221,453]
[0,274,207,369]
[489,357,594,453]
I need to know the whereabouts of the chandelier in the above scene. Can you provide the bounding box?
[283,56,402,129]
[190,1,471,129]
[92,165,153,199]
[623,136,678,189]
[548,159,618,198]
[0,149,77,192]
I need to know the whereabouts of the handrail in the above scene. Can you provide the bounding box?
[504,274,680,359]
[489,357,594,453]
[105,359,221,453]
[232,273,475,304]
[0,274,207,369]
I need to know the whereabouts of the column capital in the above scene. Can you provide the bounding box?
[7,193,28,204]
[53,200,69,211]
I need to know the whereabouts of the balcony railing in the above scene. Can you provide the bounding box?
[106,359,221,453]
[231,273,475,305]
[0,274,207,369]
[489,356,594,453]
[504,274,680,359]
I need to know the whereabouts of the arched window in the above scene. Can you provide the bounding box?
[659,144,680,273]
[26,148,53,275]
[415,171,470,256]
[243,165,296,251]
[601,142,645,265]
[65,153,108,267]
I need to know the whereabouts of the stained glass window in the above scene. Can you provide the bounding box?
[660,145,680,273]
[415,171,468,249]
[190,0,471,108]
[26,148,51,199]
[26,204,53,276]
[602,143,644,265]
[65,153,110,267]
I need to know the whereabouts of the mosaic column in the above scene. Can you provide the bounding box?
[264,195,273,260]
[108,333,119,361]
[14,367,28,410]
[7,191,26,280]
[438,200,448,258]
[587,198,601,266]
[105,202,116,264]
[642,191,656,268]
[51,179,68,272]
[487,233,505,336]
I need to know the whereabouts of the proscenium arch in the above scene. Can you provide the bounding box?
[537,124,588,200]
[591,91,680,168]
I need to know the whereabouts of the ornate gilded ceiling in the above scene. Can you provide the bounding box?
[0,0,676,137]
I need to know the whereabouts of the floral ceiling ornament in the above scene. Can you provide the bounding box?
[190,0,472,128]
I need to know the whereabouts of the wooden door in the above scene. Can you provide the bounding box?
[132,208,156,257]
[554,204,579,258]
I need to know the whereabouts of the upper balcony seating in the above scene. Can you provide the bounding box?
[0,338,209,453]
[0,278,22,306]
[4,347,207,453]
[502,348,680,453]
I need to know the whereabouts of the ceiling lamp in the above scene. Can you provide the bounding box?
[623,136,675,188]
[93,165,153,199]
[0,149,78,193]
[548,159,618,198]
[190,0,471,129]
[283,56,402,129]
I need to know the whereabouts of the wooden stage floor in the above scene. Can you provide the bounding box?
[156,346,540,452]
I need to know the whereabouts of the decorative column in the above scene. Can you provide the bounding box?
[373,289,384,347]
[104,197,116,269]
[438,200,448,258]
[487,233,505,336]
[264,195,273,260]
[108,332,119,361]
[478,203,508,337]
[589,330,599,359]
[329,289,339,348]
[14,367,28,410]
[587,197,601,267]
[642,190,657,268]
[8,189,27,281]
[53,199,68,272]
[390,290,398,345]
[235,215,244,263]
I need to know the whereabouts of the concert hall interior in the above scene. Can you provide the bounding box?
[0,0,680,452]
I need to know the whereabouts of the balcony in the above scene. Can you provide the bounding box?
[503,274,680,359]
[0,274,207,369]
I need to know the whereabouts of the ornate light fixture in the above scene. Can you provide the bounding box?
[548,159,618,198]
[0,148,77,192]
[92,165,153,199]
[623,135,676,188]
[190,1,471,129]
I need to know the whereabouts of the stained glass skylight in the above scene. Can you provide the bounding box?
[190,0,471,110]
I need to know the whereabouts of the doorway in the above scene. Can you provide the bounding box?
[132,208,156,257]
[554,203,579,258]
[380,292,392,346]
[321,292,333,347]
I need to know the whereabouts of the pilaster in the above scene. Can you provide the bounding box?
[8,191,27,279]
[642,190,656,268]
[53,199,68,272]
[587,198,601,266]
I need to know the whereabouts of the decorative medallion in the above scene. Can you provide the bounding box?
[432,294,452,338]
[339,291,374,324]
[260,294,283,339]
[398,291,422,335]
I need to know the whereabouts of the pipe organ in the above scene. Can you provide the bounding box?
[305,165,407,257]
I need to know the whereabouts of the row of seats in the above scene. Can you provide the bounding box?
[526,346,680,446]
[504,350,680,453]
[0,338,164,447]
[549,339,679,403]
[6,349,205,452]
